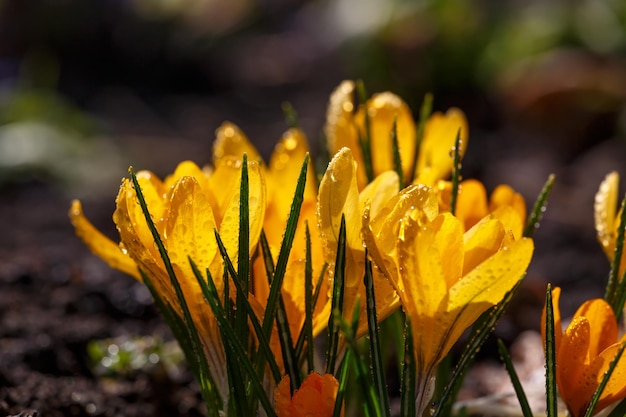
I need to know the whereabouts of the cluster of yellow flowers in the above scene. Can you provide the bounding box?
[69,81,626,416]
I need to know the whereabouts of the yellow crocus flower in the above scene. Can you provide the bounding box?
[363,183,534,414]
[542,287,626,417]
[70,157,267,405]
[594,171,625,278]
[317,147,406,338]
[325,80,468,189]
[213,122,331,347]
[437,179,526,238]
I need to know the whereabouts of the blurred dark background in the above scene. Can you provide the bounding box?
[2,0,626,353]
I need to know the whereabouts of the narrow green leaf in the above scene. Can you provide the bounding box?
[141,270,222,417]
[545,284,558,417]
[524,174,555,238]
[356,79,374,183]
[129,168,219,417]
[390,116,404,190]
[497,339,533,417]
[583,342,626,417]
[190,259,277,417]
[235,154,250,344]
[364,256,391,417]
[326,215,347,374]
[606,194,626,313]
[400,318,416,417]
[336,299,383,417]
[409,93,433,182]
[333,349,352,417]
[295,262,328,362]
[262,154,309,340]
[304,221,315,373]
[449,128,462,216]
[282,101,300,129]
[213,235,282,384]
[432,280,523,417]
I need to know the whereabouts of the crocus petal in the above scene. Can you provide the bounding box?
[462,216,505,276]
[325,81,363,184]
[216,160,266,267]
[317,147,362,266]
[591,341,626,414]
[69,199,140,280]
[489,184,526,237]
[213,121,262,165]
[355,92,416,182]
[594,171,619,259]
[454,179,488,230]
[274,373,341,417]
[163,161,213,202]
[573,298,618,360]
[414,108,468,186]
[442,236,534,359]
[558,317,593,417]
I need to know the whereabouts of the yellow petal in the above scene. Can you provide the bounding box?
[443,237,534,358]
[213,121,262,165]
[454,179,488,231]
[318,147,362,260]
[358,171,400,216]
[558,317,593,417]
[69,199,140,280]
[462,216,505,276]
[267,128,317,225]
[489,184,526,233]
[217,160,266,266]
[207,157,246,223]
[573,298,618,360]
[591,341,626,414]
[325,81,362,182]
[430,213,464,289]
[594,171,619,258]
[491,206,524,242]
[163,160,212,201]
[356,92,416,182]
[414,108,468,185]
[398,220,448,368]
[164,176,219,290]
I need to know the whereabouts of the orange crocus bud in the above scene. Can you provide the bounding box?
[274,373,343,417]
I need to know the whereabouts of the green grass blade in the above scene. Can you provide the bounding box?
[129,168,219,416]
[141,270,222,417]
[432,280,522,417]
[262,154,309,338]
[583,342,626,417]
[236,154,250,344]
[497,339,533,417]
[606,399,626,417]
[606,194,626,312]
[545,284,558,417]
[212,234,282,384]
[304,221,315,373]
[189,259,277,417]
[409,93,433,182]
[326,215,347,374]
[390,116,404,190]
[336,299,383,417]
[449,128,462,216]
[364,256,391,417]
[400,318,416,417]
[333,349,352,417]
[356,79,374,183]
[295,262,328,362]
[524,174,555,238]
